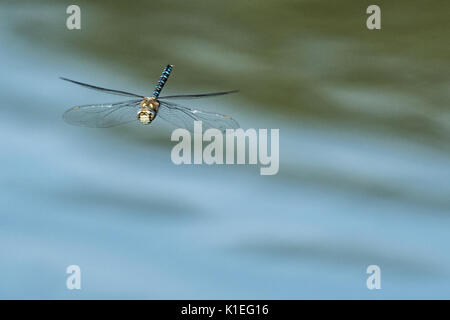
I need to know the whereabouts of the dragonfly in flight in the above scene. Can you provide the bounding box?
[61,65,239,132]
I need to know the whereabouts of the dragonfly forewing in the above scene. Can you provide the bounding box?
[60,77,145,98]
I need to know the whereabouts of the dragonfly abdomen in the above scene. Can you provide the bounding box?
[152,64,173,98]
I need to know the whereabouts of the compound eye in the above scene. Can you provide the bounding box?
[137,111,151,124]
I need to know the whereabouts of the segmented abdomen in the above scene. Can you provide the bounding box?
[152,64,173,98]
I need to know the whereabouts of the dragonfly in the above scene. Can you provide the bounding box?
[61,64,239,132]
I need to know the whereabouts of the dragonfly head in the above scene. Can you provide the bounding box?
[137,108,156,124]
[138,97,159,124]
[137,110,150,124]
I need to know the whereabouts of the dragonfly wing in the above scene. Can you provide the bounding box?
[158,101,240,132]
[159,90,239,100]
[63,99,141,128]
[60,77,145,98]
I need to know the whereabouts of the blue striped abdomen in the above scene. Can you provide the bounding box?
[152,64,173,98]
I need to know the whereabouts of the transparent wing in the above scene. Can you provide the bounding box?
[63,99,141,128]
[60,77,145,98]
[159,90,239,100]
[158,101,239,132]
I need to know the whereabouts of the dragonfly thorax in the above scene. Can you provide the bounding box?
[137,97,159,124]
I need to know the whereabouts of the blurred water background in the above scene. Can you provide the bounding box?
[0,0,449,299]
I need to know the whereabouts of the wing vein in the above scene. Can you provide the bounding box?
[60,77,145,98]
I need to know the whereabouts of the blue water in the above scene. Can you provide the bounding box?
[1,3,450,299]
